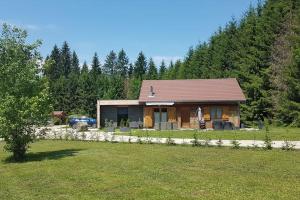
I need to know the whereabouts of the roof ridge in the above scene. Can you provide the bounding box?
[142,78,237,81]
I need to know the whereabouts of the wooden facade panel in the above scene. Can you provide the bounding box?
[222,106,230,120]
[189,107,198,129]
[203,107,210,121]
[100,103,240,129]
[228,105,239,127]
[143,107,153,128]
[181,107,190,128]
[167,107,176,122]
[177,108,181,128]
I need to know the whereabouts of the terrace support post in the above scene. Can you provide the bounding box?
[238,102,241,128]
[159,106,162,131]
[97,100,100,128]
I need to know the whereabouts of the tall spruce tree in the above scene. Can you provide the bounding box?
[44,45,61,80]
[147,58,158,80]
[128,63,133,77]
[133,51,147,79]
[90,52,101,78]
[71,51,80,74]
[158,60,166,79]
[116,49,129,76]
[103,50,117,75]
[60,41,72,77]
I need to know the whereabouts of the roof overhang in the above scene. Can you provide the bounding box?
[145,102,175,106]
[98,100,140,106]
[140,99,246,103]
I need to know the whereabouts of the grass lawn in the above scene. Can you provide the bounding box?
[115,127,300,141]
[1,140,300,200]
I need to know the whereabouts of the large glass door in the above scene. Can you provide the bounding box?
[154,108,167,123]
[117,107,128,126]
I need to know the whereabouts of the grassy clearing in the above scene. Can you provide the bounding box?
[0,140,300,200]
[115,127,300,141]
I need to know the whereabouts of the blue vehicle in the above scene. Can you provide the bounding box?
[69,116,97,128]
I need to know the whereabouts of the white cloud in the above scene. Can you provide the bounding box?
[152,56,183,66]
[0,19,57,32]
[24,24,40,31]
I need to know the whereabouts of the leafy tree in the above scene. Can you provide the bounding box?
[0,24,51,161]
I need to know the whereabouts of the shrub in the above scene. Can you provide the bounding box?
[128,130,132,143]
[109,120,114,127]
[126,118,130,127]
[137,136,142,144]
[251,142,259,149]
[191,131,201,147]
[281,139,295,151]
[146,130,150,141]
[166,137,176,145]
[104,119,109,128]
[204,138,212,147]
[216,138,223,147]
[146,138,153,144]
[263,134,272,150]
[231,140,240,149]
[120,119,125,127]
[166,132,176,145]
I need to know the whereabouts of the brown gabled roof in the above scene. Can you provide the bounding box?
[139,78,246,102]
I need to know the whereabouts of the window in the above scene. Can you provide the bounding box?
[210,107,222,120]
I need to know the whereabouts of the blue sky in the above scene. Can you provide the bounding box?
[0,0,256,65]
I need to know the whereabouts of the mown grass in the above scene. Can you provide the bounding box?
[0,140,299,200]
[115,127,300,141]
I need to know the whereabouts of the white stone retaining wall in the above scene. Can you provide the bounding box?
[33,126,300,150]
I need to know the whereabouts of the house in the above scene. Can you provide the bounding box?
[96,78,246,129]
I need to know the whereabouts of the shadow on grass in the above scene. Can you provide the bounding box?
[3,148,84,163]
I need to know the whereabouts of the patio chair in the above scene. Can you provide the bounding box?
[223,121,233,130]
[213,120,223,130]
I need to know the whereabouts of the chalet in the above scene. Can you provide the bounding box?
[96,78,246,129]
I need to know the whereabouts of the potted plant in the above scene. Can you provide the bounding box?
[105,119,115,132]
[120,118,131,132]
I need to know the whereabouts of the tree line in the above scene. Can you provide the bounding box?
[44,0,300,127]
[43,42,173,118]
